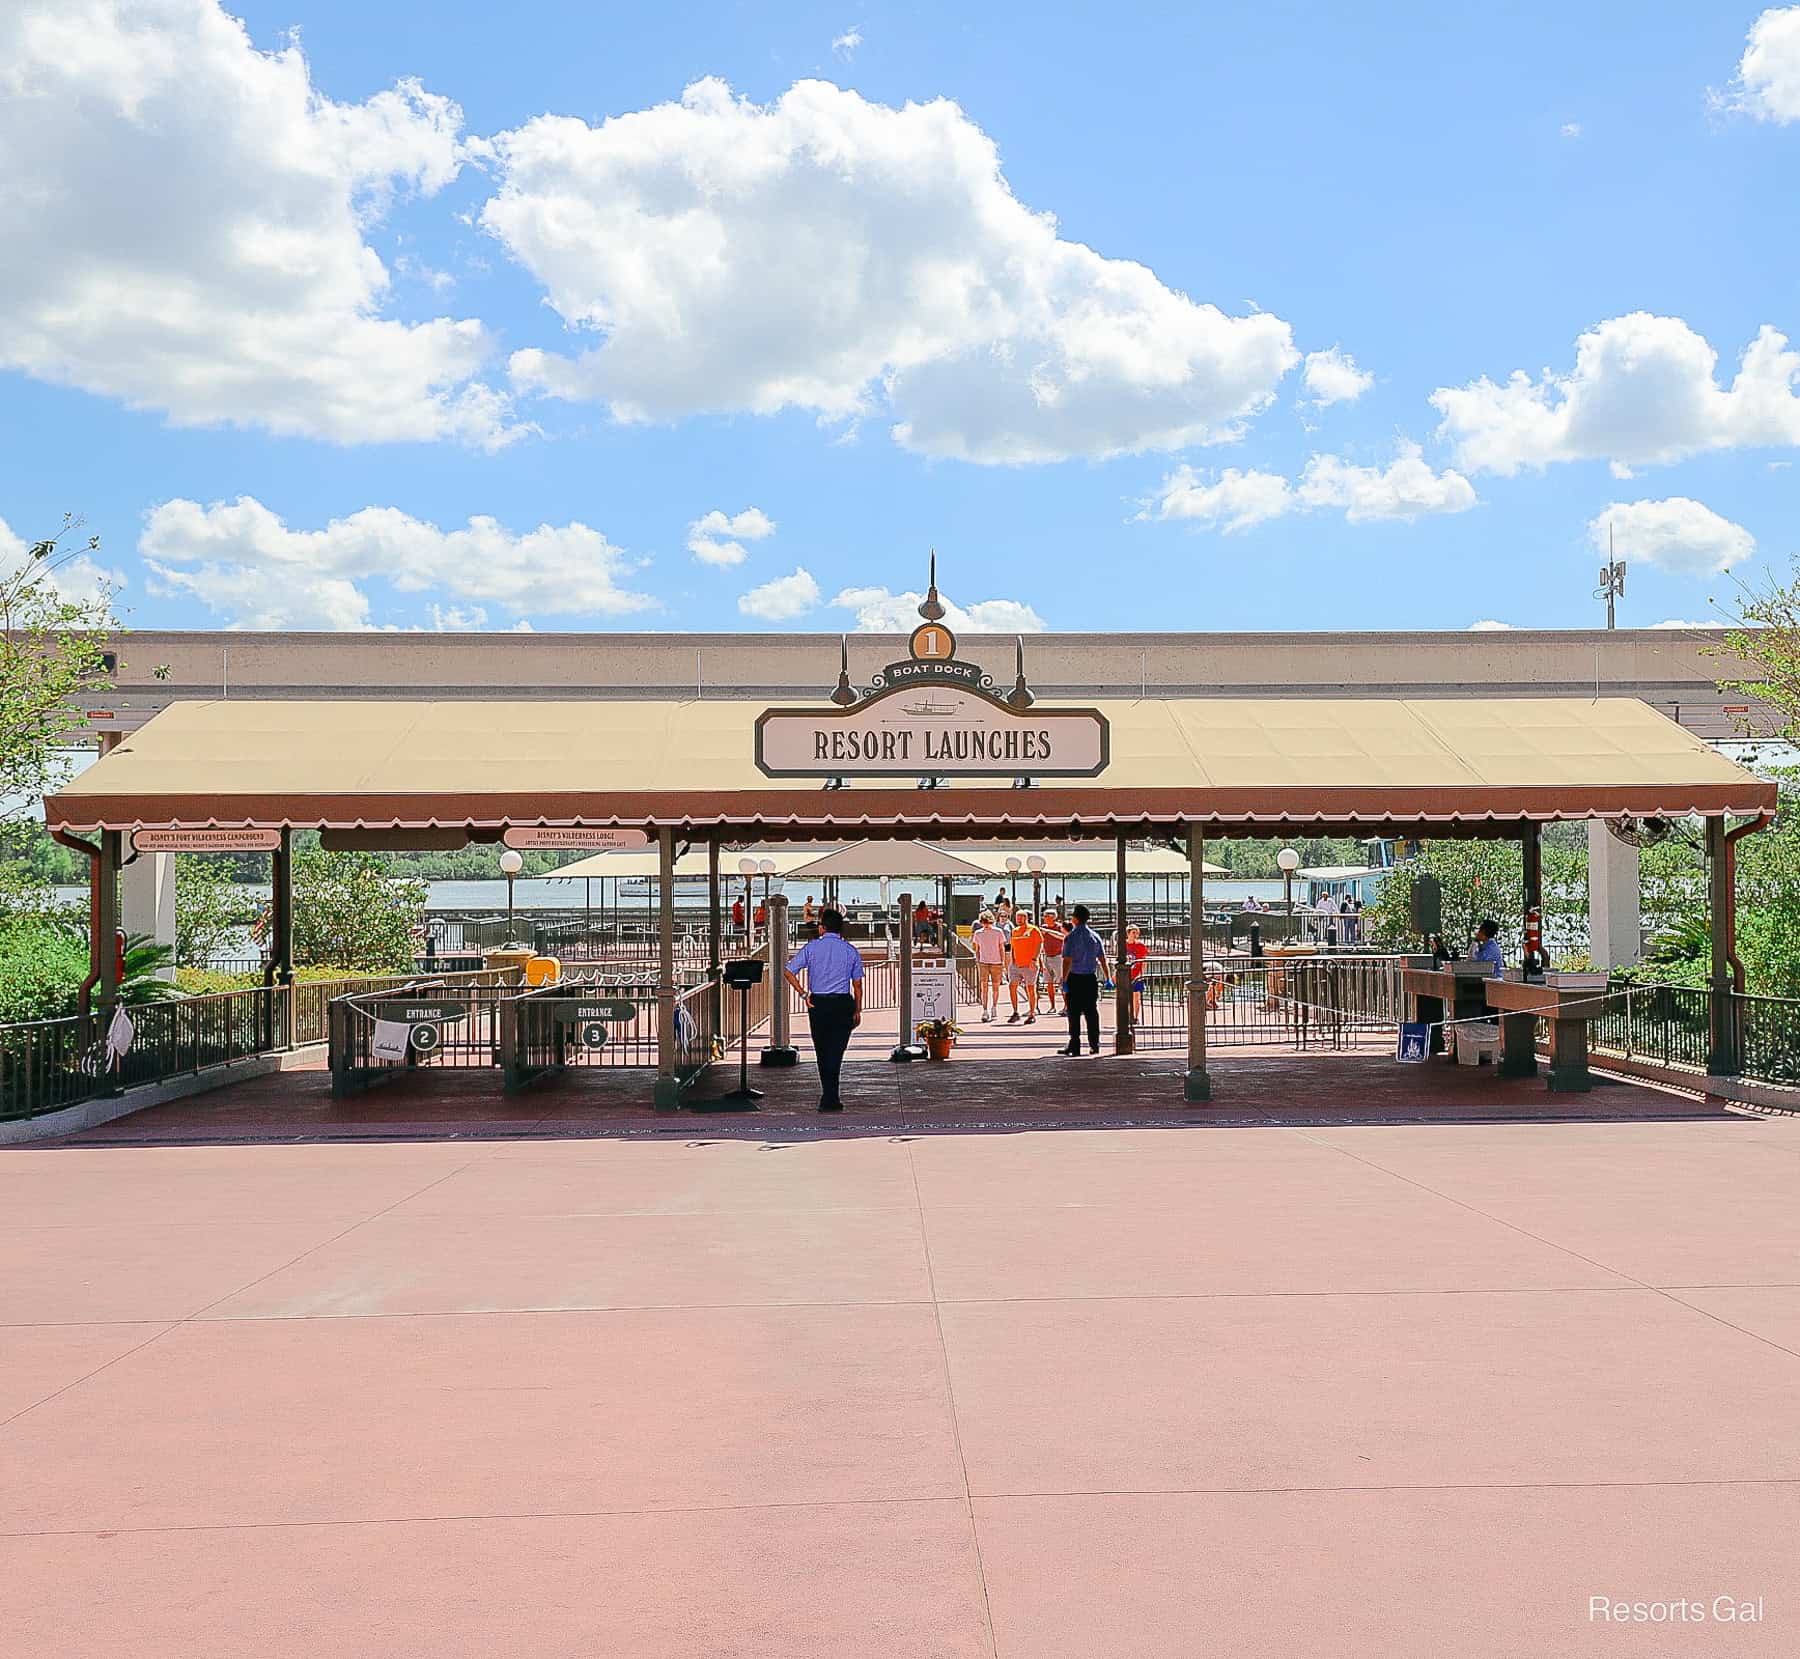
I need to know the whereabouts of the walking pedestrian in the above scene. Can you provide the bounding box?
[1006,912,1043,1024]
[783,906,864,1112]
[1058,904,1107,1056]
[972,909,1008,1022]
[1038,908,1064,1013]
[1124,922,1148,1024]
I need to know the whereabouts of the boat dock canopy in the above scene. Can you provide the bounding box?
[46,695,1776,834]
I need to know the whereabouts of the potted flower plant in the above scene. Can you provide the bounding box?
[915,1016,961,1061]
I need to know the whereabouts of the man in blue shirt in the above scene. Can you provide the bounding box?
[1472,917,1506,976]
[1058,903,1107,1056]
[784,906,864,1111]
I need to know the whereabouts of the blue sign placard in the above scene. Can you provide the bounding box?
[1396,1022,1432,1064]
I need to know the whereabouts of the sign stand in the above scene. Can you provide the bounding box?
[695,958,764,1112]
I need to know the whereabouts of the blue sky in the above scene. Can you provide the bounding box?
[4,0,1799,635]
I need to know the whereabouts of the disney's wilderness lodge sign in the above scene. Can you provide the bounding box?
[754,556,1109,780]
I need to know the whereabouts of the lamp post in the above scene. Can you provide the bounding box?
[737,857,757,946]
[499,848,524,946]
[1005,855,1021,912]
[1276,846,1299,921]
[1027,853,1046,918]
[758,858,776,943]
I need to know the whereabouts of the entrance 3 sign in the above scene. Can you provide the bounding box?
[757,684,1108,778]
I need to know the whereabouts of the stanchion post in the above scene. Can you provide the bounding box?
[653,824,680,1111]
[762,894,797,1065]
[891,889,918,1061]
[1114,832,1134,1054]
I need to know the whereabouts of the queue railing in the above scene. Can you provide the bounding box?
[1131,953,1409,1052]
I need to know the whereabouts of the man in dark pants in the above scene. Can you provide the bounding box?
[1058,903,1107,1056]
[783,906,864,1111]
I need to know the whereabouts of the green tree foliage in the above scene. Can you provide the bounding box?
[1716,560,1800,744]
[292,850,427,970]
[1204,836,1366,877]
[1,517,115,827]
[1364,841,1527,957]
[175,855,264,968]
[1632,774,1800,998]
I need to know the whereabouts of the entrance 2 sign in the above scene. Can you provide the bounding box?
[757,684,1108,779]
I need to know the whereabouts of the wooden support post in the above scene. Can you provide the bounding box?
[265,828,296,1048]
[1706,816,1740,1076]
[97,830,122,1010]
[1185,825,1212,1101]
[1113,832,1133,1054]
[707,835,723,1038]
[1522,820,1542,918]
[653,824,680,1111]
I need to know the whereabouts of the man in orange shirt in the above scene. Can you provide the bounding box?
[1006,912,1044,1024]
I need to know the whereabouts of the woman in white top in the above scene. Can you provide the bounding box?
[972,910,1009,1022]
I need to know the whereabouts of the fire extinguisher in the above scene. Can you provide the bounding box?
[115,929,127,986]
[1523,907,1545,982]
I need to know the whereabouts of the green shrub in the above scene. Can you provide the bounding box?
[0,917,88,1023]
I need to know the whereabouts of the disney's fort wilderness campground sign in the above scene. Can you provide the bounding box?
[754,561,1109,780]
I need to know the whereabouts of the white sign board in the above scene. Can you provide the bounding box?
[502,826,651,850]
[370,1020,411,1062]
[910,964,959,1026]
[132,829,282,853]
[757,685,1108,779]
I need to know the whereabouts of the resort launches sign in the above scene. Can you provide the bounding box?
[757,684,1106,778]
[755,568,1108,780]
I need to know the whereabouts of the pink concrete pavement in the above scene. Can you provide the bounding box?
[7,1112,1800,1655]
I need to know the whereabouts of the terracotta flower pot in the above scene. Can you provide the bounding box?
[926,1035,955,1062]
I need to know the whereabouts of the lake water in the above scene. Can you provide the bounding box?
[62,875,1291,914]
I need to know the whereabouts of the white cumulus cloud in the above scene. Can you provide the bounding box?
[482,78,1298,464]
[832,27,862,59]
[1145,442,1474,529]
[1296,442,1477,522]
[1718,6,1800,122]
[1302,347,1373,406]
[140,497,652,629]
[1468,620,1517,631]
[687,507,777,567]
[830,586,1046,632]
[1431,313,1800,475]
[1649,617,1727,630]
[738,567,822,621]
[0,0,514,447]
[1142,467,1293,533]
[1588,498,1755,576]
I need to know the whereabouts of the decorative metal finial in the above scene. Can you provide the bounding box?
[1005,635,1035,709]
[918,550,947,622]
[829,635,858,706]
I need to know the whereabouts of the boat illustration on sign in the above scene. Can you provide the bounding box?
[896,696,961,718]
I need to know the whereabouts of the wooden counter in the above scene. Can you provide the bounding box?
[1484,976,1611,1093]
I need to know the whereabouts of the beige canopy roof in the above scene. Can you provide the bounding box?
[47,694,1776,833]
[549,845,824,882]
[782,841,996,880]
[957,844,1228,878]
